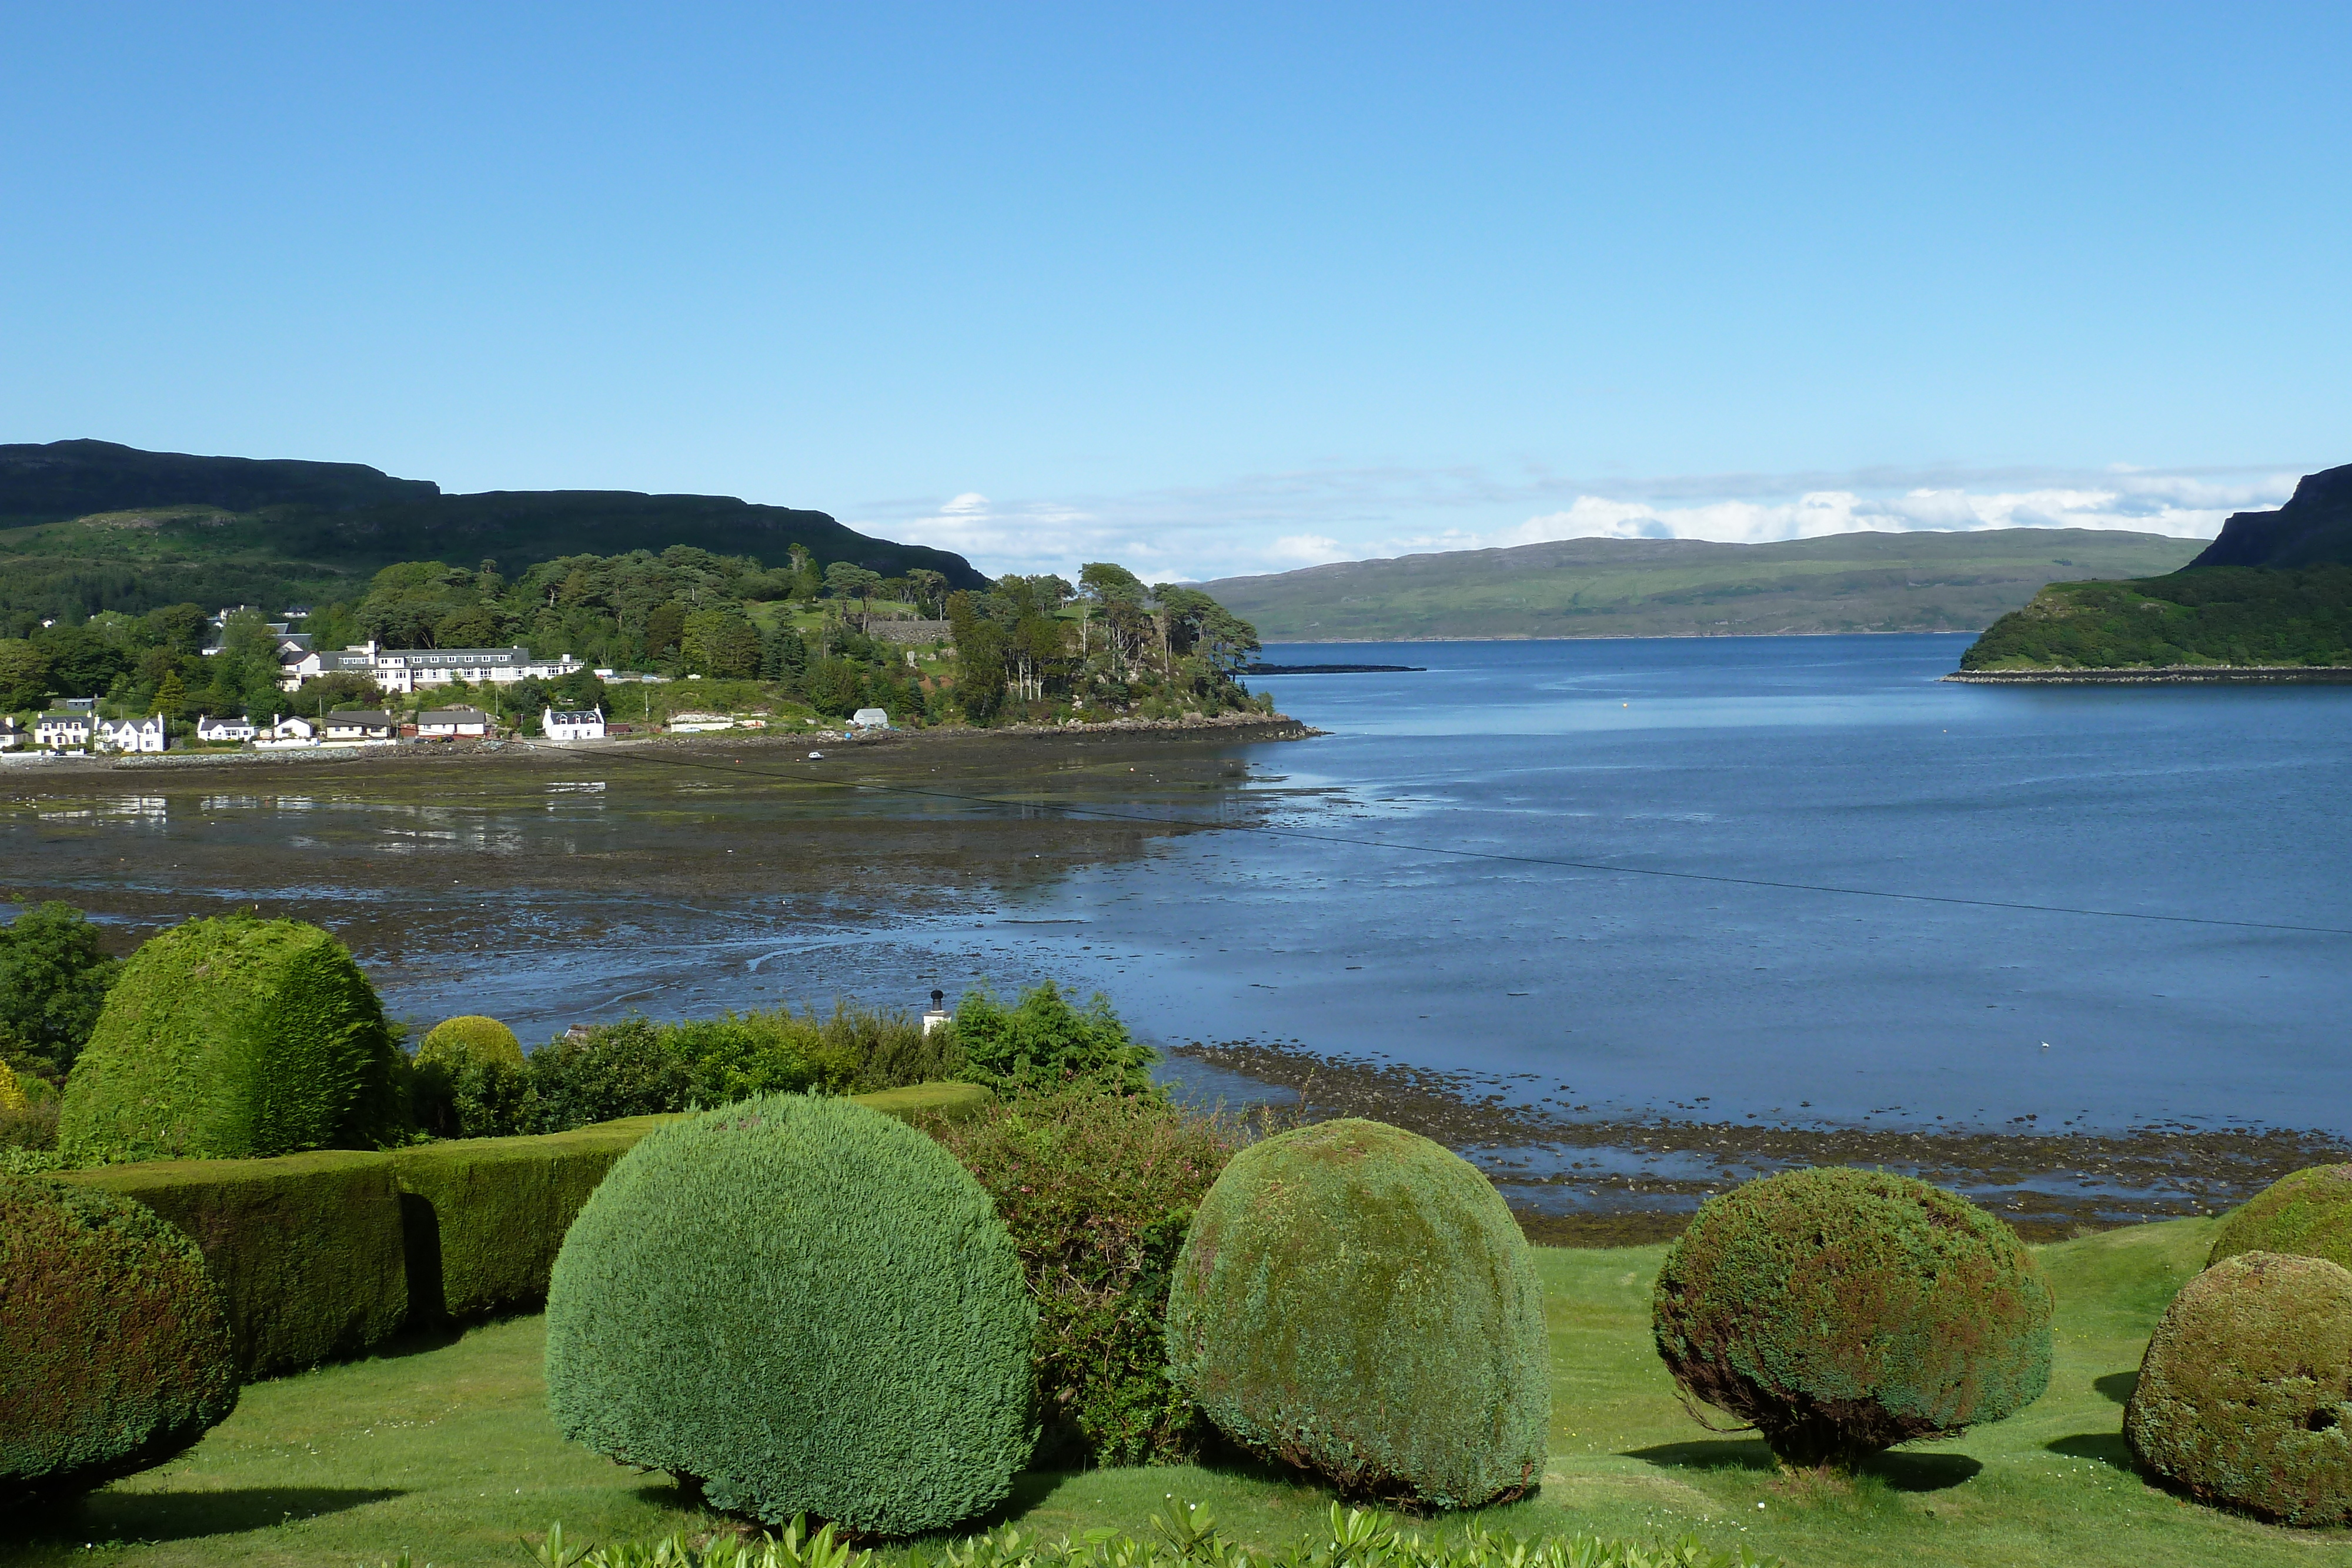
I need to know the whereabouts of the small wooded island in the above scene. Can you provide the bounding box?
[1953,462,2352,680]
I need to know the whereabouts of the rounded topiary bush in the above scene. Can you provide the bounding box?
[544,1094,1035,1536]
[1163,1117,1548,1509]
[410,1015,529,1138]
[2207,1164,2352,1273]
[1652,1166,2053,1467]
[1,1174,240,1501]
[2126,1250,2352,1523]
[418,1015,523,1066]
[58,914,405,1164]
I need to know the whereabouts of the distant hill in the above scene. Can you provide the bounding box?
[0,439,984,621]
[1200,529,2208,642]
[2189,462,2352,569]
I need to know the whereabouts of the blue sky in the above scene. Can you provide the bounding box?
[5,4,2346,581]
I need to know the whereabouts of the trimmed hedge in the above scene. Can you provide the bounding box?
[1652,1167,2053,1467]
[546,1094,1036,1536]
[1164,1118,1549,1509]
[1,1175,239,1500]
[45,1082,987,1379]
[58,915,405,1164]
[2127,1249,2352,1524]
[2207,1163,2352,1273]
[57,1149,408,1378]
[393,1124,646,1323]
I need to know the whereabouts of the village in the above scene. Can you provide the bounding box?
[0,608,894,755]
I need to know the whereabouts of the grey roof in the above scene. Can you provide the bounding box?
[546,709,602,723]
[324,710,395,727]
[418,707,492,722]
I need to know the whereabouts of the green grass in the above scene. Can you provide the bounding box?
[9,1219,2338,1567]
[1200,529,2207,642]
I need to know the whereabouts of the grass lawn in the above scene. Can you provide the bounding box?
[8,1218,2339,1568]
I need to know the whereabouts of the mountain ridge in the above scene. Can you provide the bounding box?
[1200,528,2209,641]
[0,439,985,623]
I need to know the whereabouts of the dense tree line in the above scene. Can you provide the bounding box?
[945,563,1264,723]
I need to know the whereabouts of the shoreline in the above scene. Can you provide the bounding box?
[1,711,1317,776]
[1173,1039,2344,1244]
[1946,666,2352,684]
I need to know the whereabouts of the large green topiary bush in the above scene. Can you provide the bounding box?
[2126,1249,2352,1524]
[1652,1167,2053,1467]
[544,1094,1036,1536]
[2207,1164,2352,1273]
[1,1174,240,1500]
[1164,1118,1548,1509]
[56,914,405,1164]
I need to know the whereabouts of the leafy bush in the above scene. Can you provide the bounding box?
[0,900,121,1081]
[949,982,1151,1096]
[0,1067,58,1153]
[2207,1162,2352,1272]
[1,1174,239,1500]
[1652,1167,2053,1467]
[1165,1118,1548,1508]
[2126,1249,2352,1523]
[545,1094,1036,1535]
[523,1017,694,1132]
[412,1015,529,1139]
[57,914,406,1164]
[928,1086,1235,1465]
[510,1499,1784,1568]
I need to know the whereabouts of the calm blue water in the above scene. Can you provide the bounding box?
[18,634,2348,1139]
[934,634,2352,1135]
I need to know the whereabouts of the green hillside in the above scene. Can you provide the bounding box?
[1960,565,2352,670]
[0,440,984,623]
[1200,529,2207,642]
[1957,462,2352,671]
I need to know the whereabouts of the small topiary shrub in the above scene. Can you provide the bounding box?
[420,1015,523,1064]
[56,914,406,1165]
[2126,1249,2352,1523]
[544,1094,1035,1536]
[411,1015,529,1139]
[1164,1118,1548,1509]
[2207,1164,2352,1273]
[1,1174,240,1501]
[1652,1166,2053,1467]
[928,1086,1235,1466]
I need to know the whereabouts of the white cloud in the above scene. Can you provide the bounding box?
[847,463,2304,584]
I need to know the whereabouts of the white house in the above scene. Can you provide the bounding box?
[417,706,493,739]
[320,710,399,743]
[0,718,22,750]
[666,710,734,734]
[195,714,258,744]
[542,707,605,741]
[279,641,584,695]
[94,715,168,754]
[34,711,92,750]
[253,715,318,748]
[850,707,890,730]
